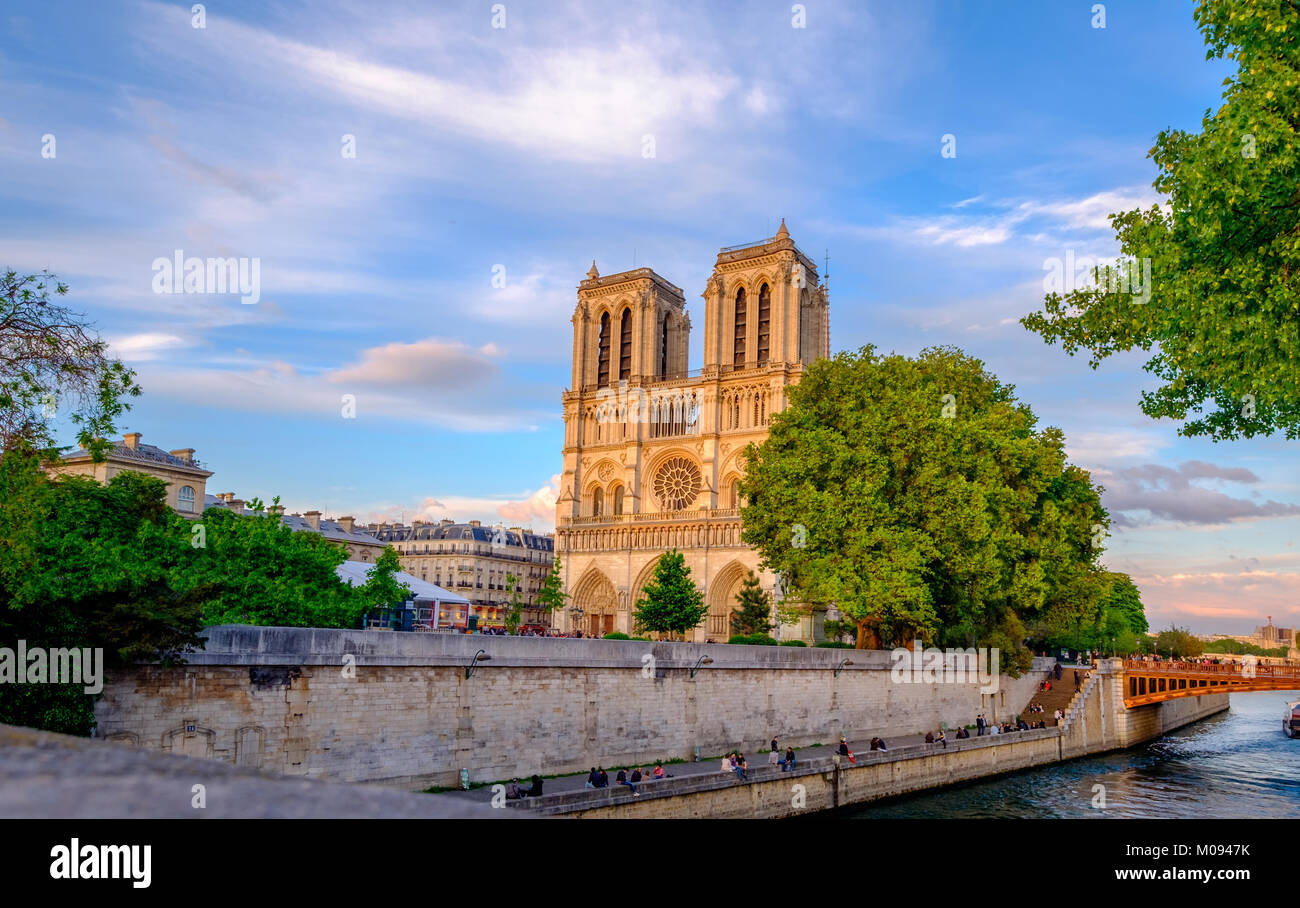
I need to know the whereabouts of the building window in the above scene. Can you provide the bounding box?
[757,283,771,364]
[597,312,611,387]
[592,487,604,517]
[733,288,747,365]
[613,485,624,516]
[619,308,632,380]
[177,485,195,512]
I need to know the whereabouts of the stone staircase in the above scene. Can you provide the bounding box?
[1022,665,1091,726]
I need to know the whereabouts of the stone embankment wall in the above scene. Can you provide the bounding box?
[550,659,1229,818]
[94,626,1050,789]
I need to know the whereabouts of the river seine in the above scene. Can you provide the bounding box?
[847,689,1300,819]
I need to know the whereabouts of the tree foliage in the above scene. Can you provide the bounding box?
[730,571,773,636]
[1021,1,1300,440]
[535,555,568,615]
[632,549,708,639]
[184,506,362,628]
[0,452,206,733]
[352,546,412,617]
[738,346,1109,673]
[1153,625,1207,659]
[1,270,141,460]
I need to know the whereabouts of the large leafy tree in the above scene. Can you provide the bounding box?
[183,505,363,628]
[1031,570,1149,655]
[738,346,1108,673]
[730,571,773,636]
[0,452,207,733]
[632,549,709,639]
[1,270,140,459]
[1021,1,1300,440]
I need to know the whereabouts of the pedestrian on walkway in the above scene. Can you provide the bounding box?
[771,734,779,753]
[976,713,986,736]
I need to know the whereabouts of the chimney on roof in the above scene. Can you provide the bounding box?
[123,432,141,450]
[170,448,195,464]
[412,519,424,527]
[440,518,454,526]
[338,516,355,533]
[268,504,285,517]
[218,492,234,503]
[468,520,481,527]
[304,510,322,531]
[229,498,245,512]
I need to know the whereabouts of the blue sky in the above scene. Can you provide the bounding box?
[2,0,1296,635]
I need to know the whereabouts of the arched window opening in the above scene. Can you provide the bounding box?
[660,316,669,377]
[613,486,625,515]
[597,312,611,387]
[619,308,632,380]
[733,288,747,366]
[592,487,604,517]
[178,485,195,512]
[728,482,738,509]
[757,283,771,364]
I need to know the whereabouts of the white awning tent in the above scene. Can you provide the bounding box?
[335,560,470,605]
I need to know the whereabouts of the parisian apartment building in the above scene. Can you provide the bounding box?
[371,520,556,626]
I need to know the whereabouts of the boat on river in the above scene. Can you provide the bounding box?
[1284,700,1300,739]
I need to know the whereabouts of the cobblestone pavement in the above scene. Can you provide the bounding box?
[0,724,501,819]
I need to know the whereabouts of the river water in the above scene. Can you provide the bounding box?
[847,690,1300,819]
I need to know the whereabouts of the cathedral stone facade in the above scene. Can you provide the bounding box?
[554,222,829,641]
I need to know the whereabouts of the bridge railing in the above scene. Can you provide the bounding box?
[1122,658,1300,681]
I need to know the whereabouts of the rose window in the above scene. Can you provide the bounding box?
[653,457,701,511]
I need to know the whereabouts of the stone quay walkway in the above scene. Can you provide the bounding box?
[430,725,1046,811]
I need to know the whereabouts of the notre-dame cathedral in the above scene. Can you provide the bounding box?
[554,221,830,641]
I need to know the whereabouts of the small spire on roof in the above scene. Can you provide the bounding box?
[587,260,599,280]
[775,218,789,239]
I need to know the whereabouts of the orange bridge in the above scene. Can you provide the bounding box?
[1123,658,1300,707]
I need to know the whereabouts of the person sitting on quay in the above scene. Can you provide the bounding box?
[935,730,947,748]
[653,762,671,780]
[585,767,599,789]
[597,767,609,788]
[925,731,935,745]
[735,753,749,781]
[779,746,797,771]
[506,778,524,800]
[616,768,639,796]
[525,775,543,797]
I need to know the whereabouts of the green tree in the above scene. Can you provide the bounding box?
[730,571,773,636]
[1154,626,1206,659]
[355,546,413,617]
[1,270,141,460]
[1021,1,1300,440]
[632,549,708,639]
[0,452,206,734]
[503,572,523,633]
[738,346,1108,674]
[535,555,568,616]
[182,506,362,628]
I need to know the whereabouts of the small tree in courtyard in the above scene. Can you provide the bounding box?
[633,549,708,640]
[730,571,772,636]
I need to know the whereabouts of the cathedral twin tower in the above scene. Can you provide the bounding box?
[555,221,830,641]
